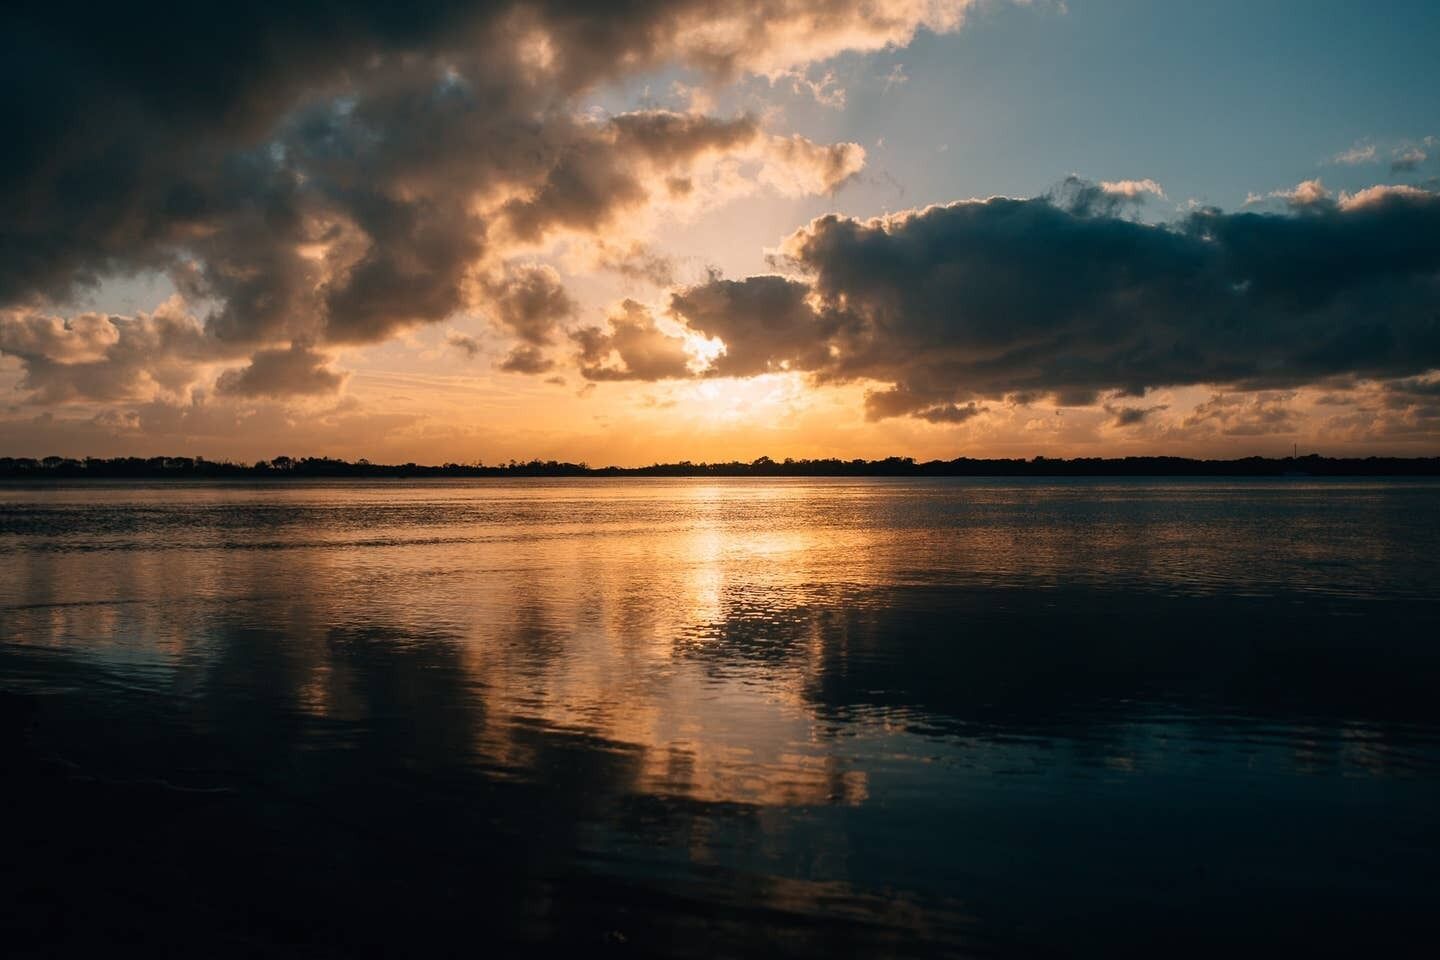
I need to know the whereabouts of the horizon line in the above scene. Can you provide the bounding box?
[5,452,1440,479]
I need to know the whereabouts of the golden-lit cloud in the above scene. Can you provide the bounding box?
[0,297,235,404]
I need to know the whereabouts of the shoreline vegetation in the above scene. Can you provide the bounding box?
[3,454,1440,478]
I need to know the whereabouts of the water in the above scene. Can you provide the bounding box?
[3,478,1439,956]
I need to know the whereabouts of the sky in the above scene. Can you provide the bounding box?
[2,0,1439,465]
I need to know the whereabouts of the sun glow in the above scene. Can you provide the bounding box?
[682,329,727,372]
[676,373,813,425]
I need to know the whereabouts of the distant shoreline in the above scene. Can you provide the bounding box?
[4,454,1440,479]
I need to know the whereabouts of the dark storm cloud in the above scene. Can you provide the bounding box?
[2,0,891,402]
[319,197,488,346]
[0,1,493,307]
[215,342,348,398]
[667,183,1440,420]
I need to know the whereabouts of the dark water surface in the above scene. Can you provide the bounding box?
[3,478,1439,956]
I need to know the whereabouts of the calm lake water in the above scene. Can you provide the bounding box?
[3,478,1440,956]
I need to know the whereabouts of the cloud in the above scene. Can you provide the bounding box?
[3,0,967,404]
[1379,377,1440,433]
[669,274,844,378]
[1391,146,1428,173]
[590,242,676,286]
[661,180,1440,420]
[781,68,847,108]
[1103,402,1166,427]
[0,299,230,403]
[447,333,483,358]
[318,197,486,346]
[572,300,693,381]
[1271,178,1332,208]
[493,112,862,245]
[215,342,348,398]
[0,313,120,364]
[484,264,575,346]
[1098,178,1166,200]
[916,401,987,423]
[1335,183,1433,210]
[757,135,866,195]
[1181,392,1299,437]
[498,112,753,244]
[497,345,556,374]
[649,1,982,78]
[1052,174,1161,217]
[865,387,987,423]
[1326,140,1430,174]
[1388,375,1440,399]
[1331,143,1378,166]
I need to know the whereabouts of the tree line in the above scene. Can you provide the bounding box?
[4,453,1440,478]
